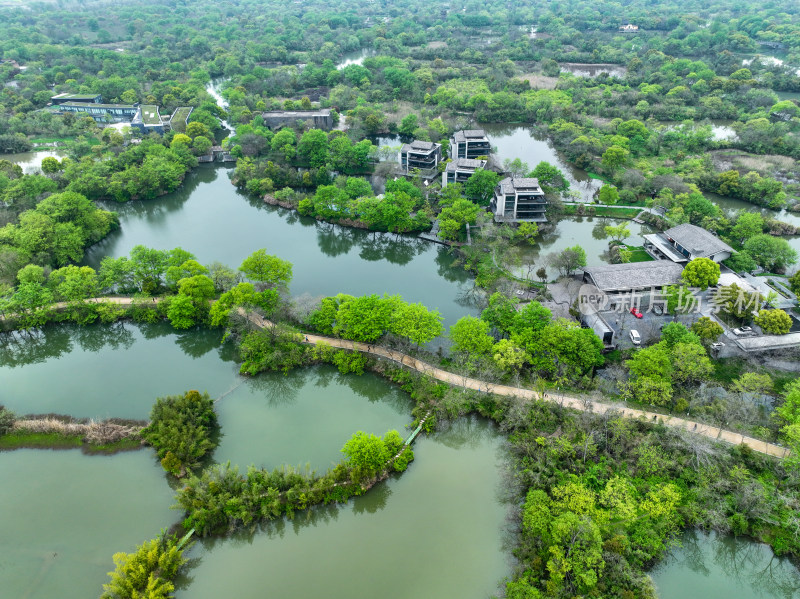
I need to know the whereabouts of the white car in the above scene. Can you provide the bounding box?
[629,330,641,345]
[710,342,725,350]
[733,327,755,336]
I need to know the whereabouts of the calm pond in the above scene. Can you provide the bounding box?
[651,529,800,599]
[480,122,604,202]
[517,216,654,280]
[0,450,174,599]
[0,322,412,469]
[81,165,477,329]
[176,416,511,599]
[3,149,64,174]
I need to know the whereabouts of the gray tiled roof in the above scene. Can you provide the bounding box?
[497,177,544,195]
[583,261,684,292]
[445,158,486,171]
[401,140,438,153]
[664,224,733,258]
[453,129,488,142]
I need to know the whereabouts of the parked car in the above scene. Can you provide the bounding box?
[652,304,664,315]
[630,307,643,319]
[630,330,641,345]
[733,327,755,336]
[710,342,725,350]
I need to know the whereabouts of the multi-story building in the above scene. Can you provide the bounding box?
[442,158,487,187]
[449,129,491,160]
[491,177,548,222]
[399,140,441,173]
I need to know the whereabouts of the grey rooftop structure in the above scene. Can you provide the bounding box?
[582,261,685,293]
[442,158,487,187]
[51,93,102,105]
[450,129,491,160]
[401,140,437,151]
[261,108,333,130]
[452,129,488,142]
[444,158,485,171]
[662,224,734,262]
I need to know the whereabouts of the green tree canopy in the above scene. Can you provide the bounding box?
[755,309,792,335]
[239,249,293,291]
[681,257,721,290]
[449,315,494,356]
[464,168,500,206]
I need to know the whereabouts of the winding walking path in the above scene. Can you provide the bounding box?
[2,298,789,458]
[245,311,791,459]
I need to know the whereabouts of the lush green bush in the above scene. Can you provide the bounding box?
[101,531,190,599]
[142,390,218,477]
[0,406,15,436]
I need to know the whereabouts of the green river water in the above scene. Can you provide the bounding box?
[175,416,510,599]
[0,450,174,599]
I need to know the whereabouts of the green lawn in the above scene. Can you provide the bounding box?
[621,245,654,263]
[564,205,642,218]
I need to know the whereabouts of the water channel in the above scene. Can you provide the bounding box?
[175,416,511,599]
[651,530,800,599]
[0,322,413,469]
[0,322,449,596]
[0,450,175,599]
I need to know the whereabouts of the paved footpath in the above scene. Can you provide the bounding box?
[244,311,790,459]
[4,298,788,459]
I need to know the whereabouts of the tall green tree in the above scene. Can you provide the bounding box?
[464,169,500,206]
[681,257,720,290]
[239,249,293,292]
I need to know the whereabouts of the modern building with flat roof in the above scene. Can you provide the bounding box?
[169,107,194,133]
[399,140,441,174]
[442,158,487,187]
[131,105,166,134]
[492,177,547,222]
[51,93,102,105]
[644,223,733,263]
[582,261,685,294]
[449,129,491,160]
[262,108,333,130]
[54,101,138,120]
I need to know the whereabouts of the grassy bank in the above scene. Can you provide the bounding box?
[563,204,643,218]
[0,430,142,453]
